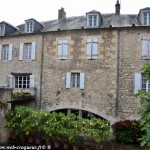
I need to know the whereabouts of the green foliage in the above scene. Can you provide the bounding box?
[135,63,150,150]
[5,106,110,146]
[112,120,143,144]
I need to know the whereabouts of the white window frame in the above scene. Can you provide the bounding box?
[15,75,30,89]
[87,14,99,27]
[19,42,36,60]
[86,39,98,59]
[25,21,34,33]
[2,45,9,60]
[142,74,150,92]
[141,37,150,59]
[24,43,32,60]
[66,72,85,89]
[58,40,69,59]
[71,73,80,88]
[143,12,150,25]
[0,24,5,36]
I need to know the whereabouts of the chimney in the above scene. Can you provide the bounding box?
[58,7,66,21]
[115,0,120,15]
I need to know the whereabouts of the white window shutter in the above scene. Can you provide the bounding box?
[8,75,13,88]
[141,38,149,58]
[66,72,71,88]
[58,40,63,59]
[30,75,35,88]
[8,44,13,60]
[134,73,141,94]
[0,45,2,60]
[62,40,68,59]
[19,43,24,60]
[86,39,92,59]
[80,73,85,89]
[31,42,36,60]
[92,39,98,59]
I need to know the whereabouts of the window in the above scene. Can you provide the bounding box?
[15,75,30,88]
[141,37,150,59]
[143,12,150,25]
[19,42,36,60]
[86,39,98,59]
[25,21,34,33]
[0,44,13,61]
[66,72,85,89]
[58,40,68,59]
[24,43,32,60]
[87,14,99,27]
[8,74,35,89]
[142,74,150,92]
[0,24,5,36]
[2,45,9,60]
[71,73,80,88]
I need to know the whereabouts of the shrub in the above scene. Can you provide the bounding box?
[112,120,143,144]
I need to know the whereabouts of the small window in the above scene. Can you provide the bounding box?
[25,21,34,33]
[15,75,30,88]
[2,45,9,60]
[71,73,80,88]
[0,24,5,36]
[58,40,68,59]
[0,44,13,61]
[19,42,36,60]
[87,14,98,27]
[66,72,85,89]
[24,43,32,60]
[141,37,150,59]
[143,12,150,25]
[86,39,98,59]
[142,74,150,92]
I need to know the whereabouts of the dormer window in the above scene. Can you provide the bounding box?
[88,15,98,27]
[138,8,150,26]
[86,10,102,28]
[25,21,34,33]
[0,24,5,36]
[143,12,150,25]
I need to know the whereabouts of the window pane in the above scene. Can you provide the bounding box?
[144,12,147,25]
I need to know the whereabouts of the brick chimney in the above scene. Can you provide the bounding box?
[115,0,120,15]
[58,7,66,21]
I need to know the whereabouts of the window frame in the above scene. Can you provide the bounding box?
[58,40,69,59]
[24,43,32,60]
[86,39,98,59]
[142,74,150,92]
[71,73,80,88]
[25,21,34,33]
[143,12,150,25]
[2,45,9,60]
[0,24,5,36]
[87,13,99,28]
[141,37,150,59]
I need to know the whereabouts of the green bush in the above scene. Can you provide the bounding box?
[112,120,143,144]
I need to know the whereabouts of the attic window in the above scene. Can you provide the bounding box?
[25,21,34,33]
[87,14,99,27]
[143,12,150,25]
[0,24,5,36]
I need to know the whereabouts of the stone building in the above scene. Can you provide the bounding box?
[0,0,150,142]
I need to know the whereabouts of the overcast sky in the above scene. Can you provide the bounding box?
[0,0,150,26]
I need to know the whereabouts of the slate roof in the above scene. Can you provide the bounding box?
[16,13,140,34]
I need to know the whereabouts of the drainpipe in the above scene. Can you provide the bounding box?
[39,33,44,109]
[116,28,120,118]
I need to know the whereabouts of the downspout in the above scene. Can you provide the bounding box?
[115,28,120,118]
[39,33,44,109]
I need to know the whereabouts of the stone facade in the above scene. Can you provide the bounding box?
[0,1,150,143]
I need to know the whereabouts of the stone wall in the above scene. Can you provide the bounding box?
[41,29,118,123]
[0,88,11,143]
[118,28,150,119]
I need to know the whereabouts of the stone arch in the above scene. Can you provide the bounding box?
[45,100,117,124]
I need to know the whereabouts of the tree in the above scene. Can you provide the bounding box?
[135,63,150,150]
